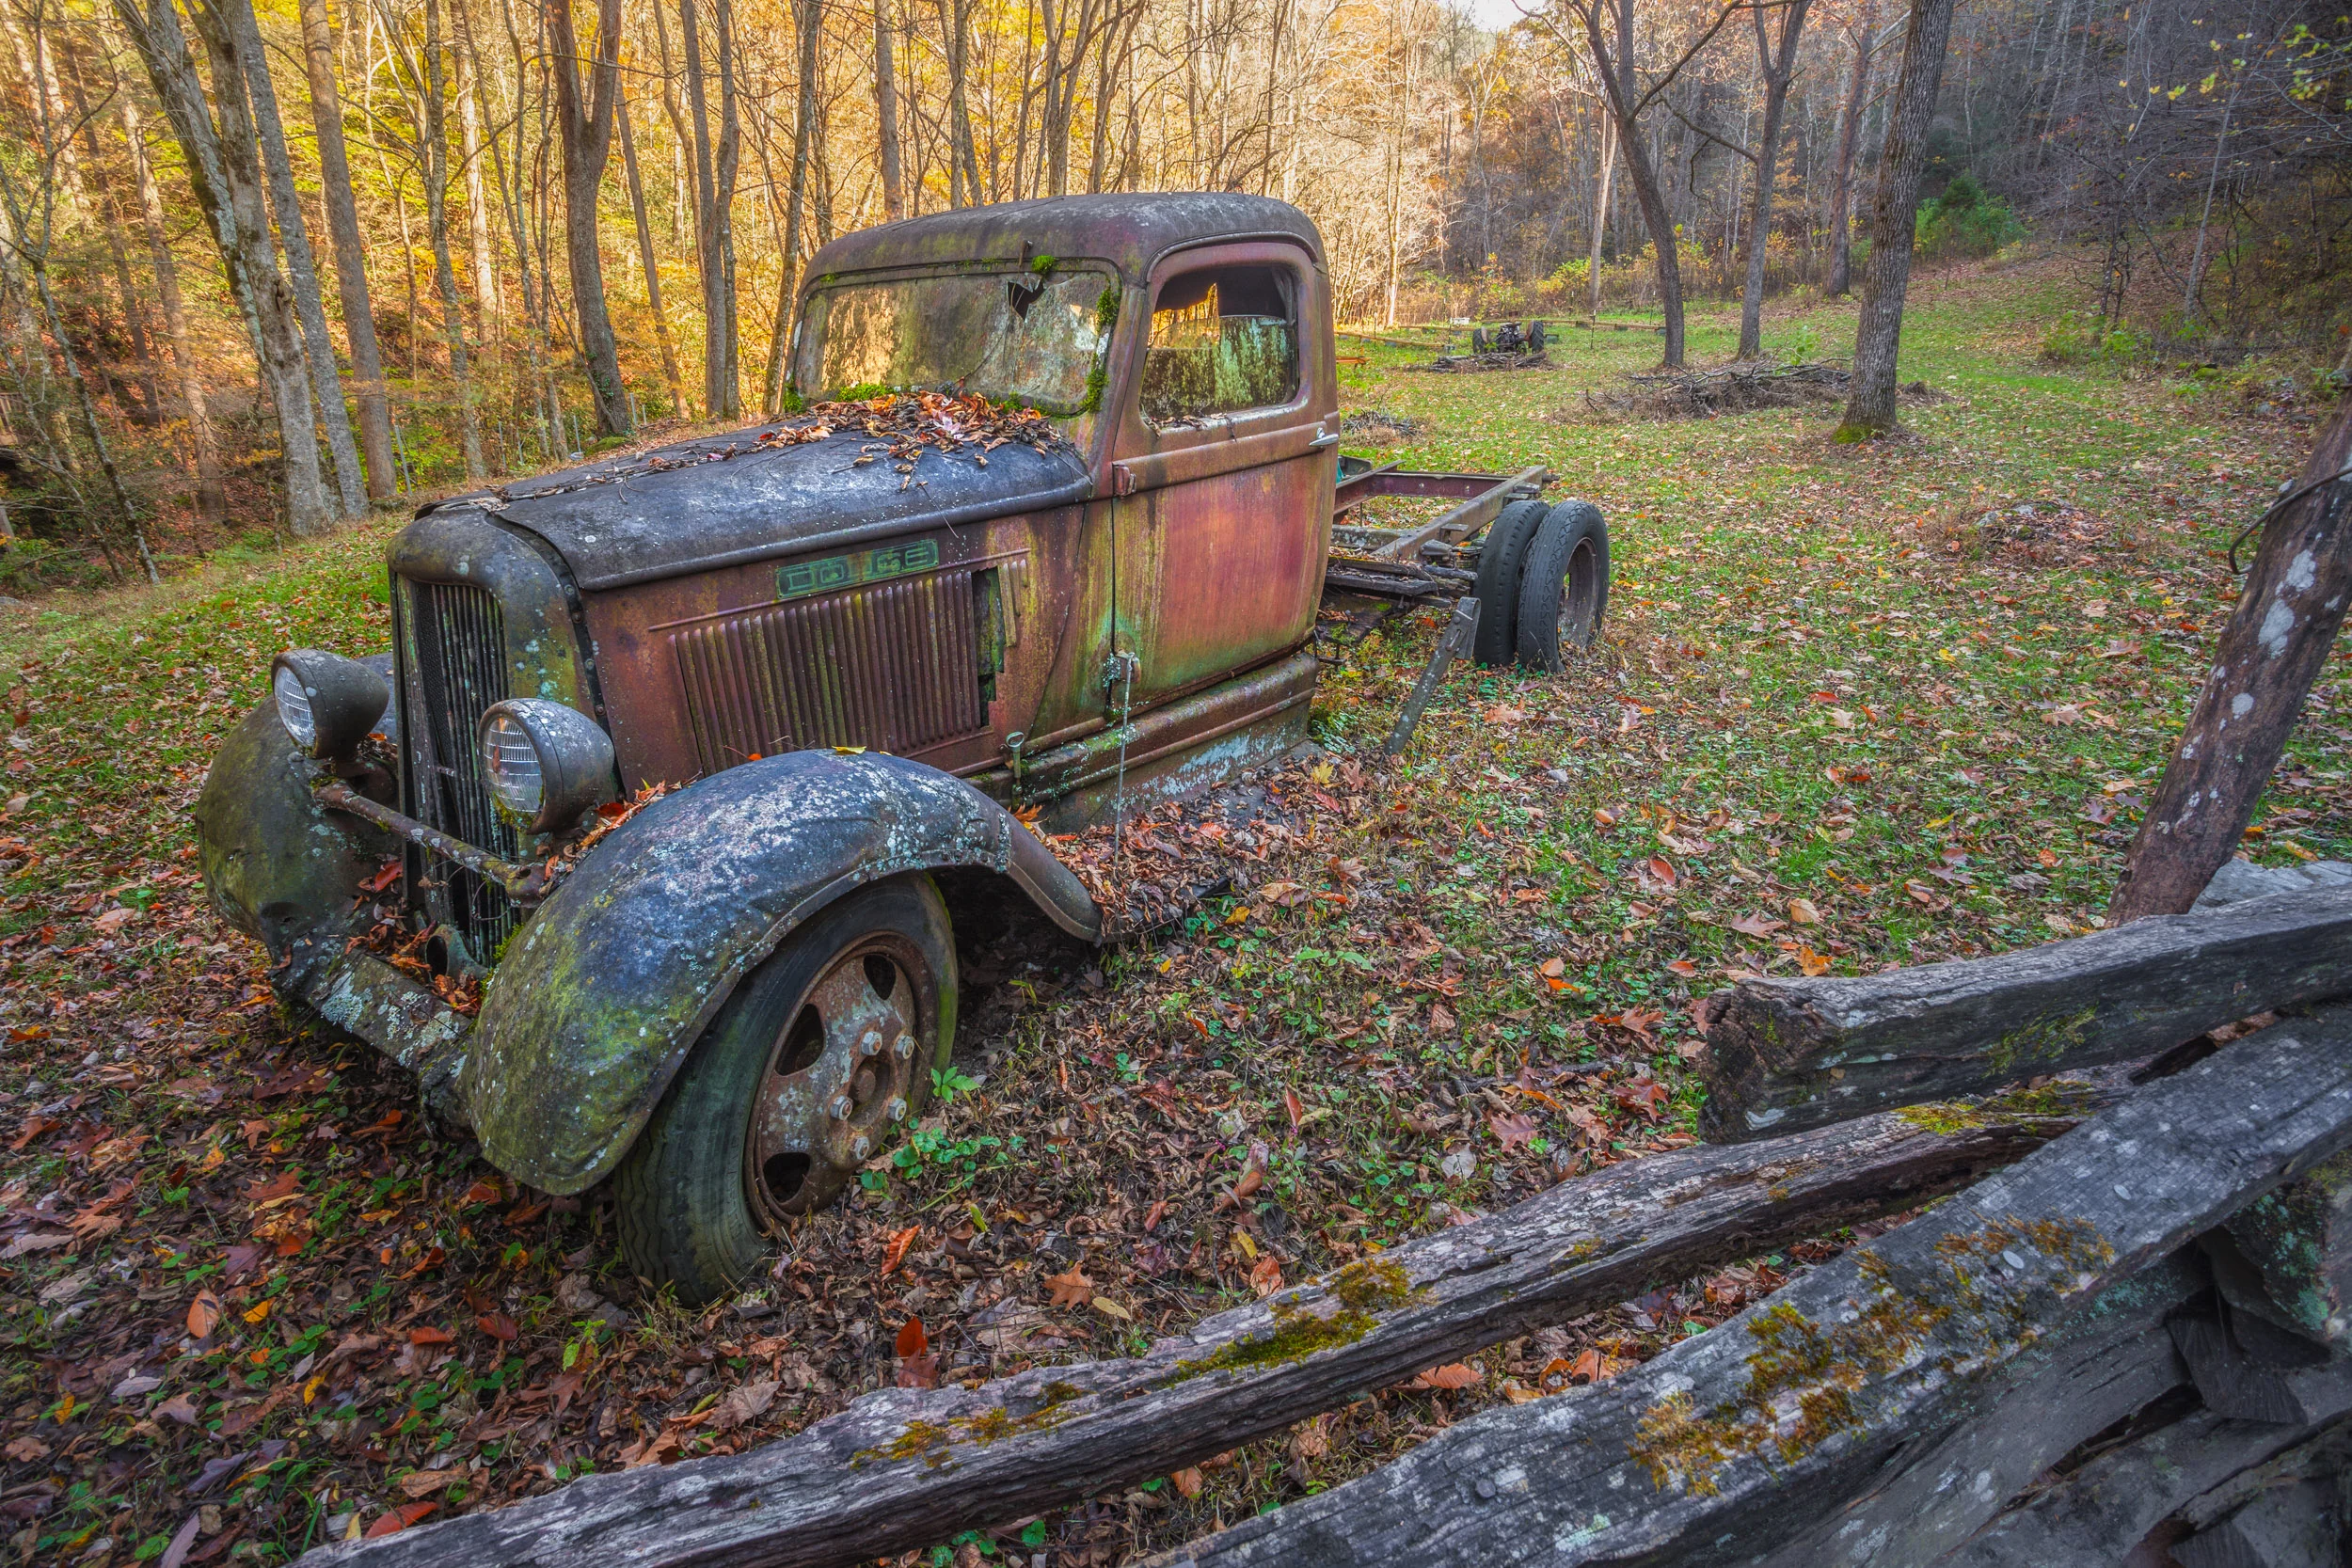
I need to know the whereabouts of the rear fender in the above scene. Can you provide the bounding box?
[462,751,1102,1193]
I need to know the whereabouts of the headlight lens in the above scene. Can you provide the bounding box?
[483,711,546,817]
[273,662,317,751]
[270,649,388,763]
[473,699,616,836]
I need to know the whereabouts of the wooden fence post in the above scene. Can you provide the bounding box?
[2109,398,2352,923]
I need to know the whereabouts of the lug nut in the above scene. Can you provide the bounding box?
[887,1097,909,1123]
[893,1034,916,1058]
[851,1135,872,1160]
[859,1031,882,1057]
[829,1094,854,1119]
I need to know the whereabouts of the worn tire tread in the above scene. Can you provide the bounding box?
[612,874,956,1303]
[1470,499,1549,667]
[1514,500,1611,673]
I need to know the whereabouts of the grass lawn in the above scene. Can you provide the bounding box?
[0,253,2341,1564]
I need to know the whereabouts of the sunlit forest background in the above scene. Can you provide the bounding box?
[0,0,2344,584]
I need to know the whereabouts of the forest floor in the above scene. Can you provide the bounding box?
[0,253,2344,1567]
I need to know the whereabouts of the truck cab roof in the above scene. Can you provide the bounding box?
[803,191,1324,288]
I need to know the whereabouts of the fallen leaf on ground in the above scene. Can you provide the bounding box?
[186,1291,220,1339]
[713,1378,780,1429]
[365,1503,437,1538]
[1489,1111,1539,1150]
[1410,1363,1481,1390]
[880,1225,922,1278]
[1044,1266,1095,1307]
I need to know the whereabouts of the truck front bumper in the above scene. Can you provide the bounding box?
[280,935,474,1129]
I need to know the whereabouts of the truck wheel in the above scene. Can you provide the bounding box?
[1470,499,1550,667]
[1514,501,1611,673]
[613,874,957,1304]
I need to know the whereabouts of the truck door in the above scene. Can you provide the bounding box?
[1107,242,1337,712]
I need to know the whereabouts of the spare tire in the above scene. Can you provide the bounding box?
[1470,499,1549,667]
[1514,500,1611,673]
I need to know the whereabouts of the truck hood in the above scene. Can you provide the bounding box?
[438,422,1092,592]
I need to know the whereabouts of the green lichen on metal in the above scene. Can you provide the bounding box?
[1079,285,1121,415]
[1893,1080,2106,1136]
[1980,1005,2100,1077]
[1031,253,1059,276]
[1627,1216,2116,1497]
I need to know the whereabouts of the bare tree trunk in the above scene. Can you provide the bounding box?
[760,0,821,414]
[615,91,686,420]
[712,0,740,417]
[459,45,502,335]
[1087,5,1137,195]
[648,0,692,245]
[481,3,559,460]
[416,0,487,475]
[115,0,332,535]
[0,35,154,579]
[1586,107,1613,318]
[299,0,394,501]
[1824,0,1877,297]
[122,95,225,522]
[873,0,905,221]
[2108,401,2352,923]
[2181,74,2241,325]
[62,53,160,428]
[1738,0,1811,360]
[938,0,977,206]
[230,0,365,515]
[1571,0,1729,367]
[547,0,628,436]
[1838,0,1956,436]
[682,0,739,417]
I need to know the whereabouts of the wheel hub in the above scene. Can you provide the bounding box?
[743,935,926,1226]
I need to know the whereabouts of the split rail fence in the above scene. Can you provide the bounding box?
[311,869,2352,1567]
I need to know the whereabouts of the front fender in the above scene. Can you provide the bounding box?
[194,657,396,958]
[462,751,1102,1194]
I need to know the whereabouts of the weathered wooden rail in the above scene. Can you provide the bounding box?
[309,870,2352,1567]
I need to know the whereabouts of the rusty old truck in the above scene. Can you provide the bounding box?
[196,192,1611,1301]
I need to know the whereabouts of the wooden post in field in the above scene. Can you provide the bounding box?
[2109,398,2352,923]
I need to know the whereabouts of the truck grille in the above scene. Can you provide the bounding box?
[402,578,522,956]
[670,568,987,775]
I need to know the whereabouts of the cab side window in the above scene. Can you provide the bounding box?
[1138,264,1297,429]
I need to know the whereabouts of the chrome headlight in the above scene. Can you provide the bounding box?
[271,650,389,764]
[476,699,615,836]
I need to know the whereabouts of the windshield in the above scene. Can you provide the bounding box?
[792,267,1115,418]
